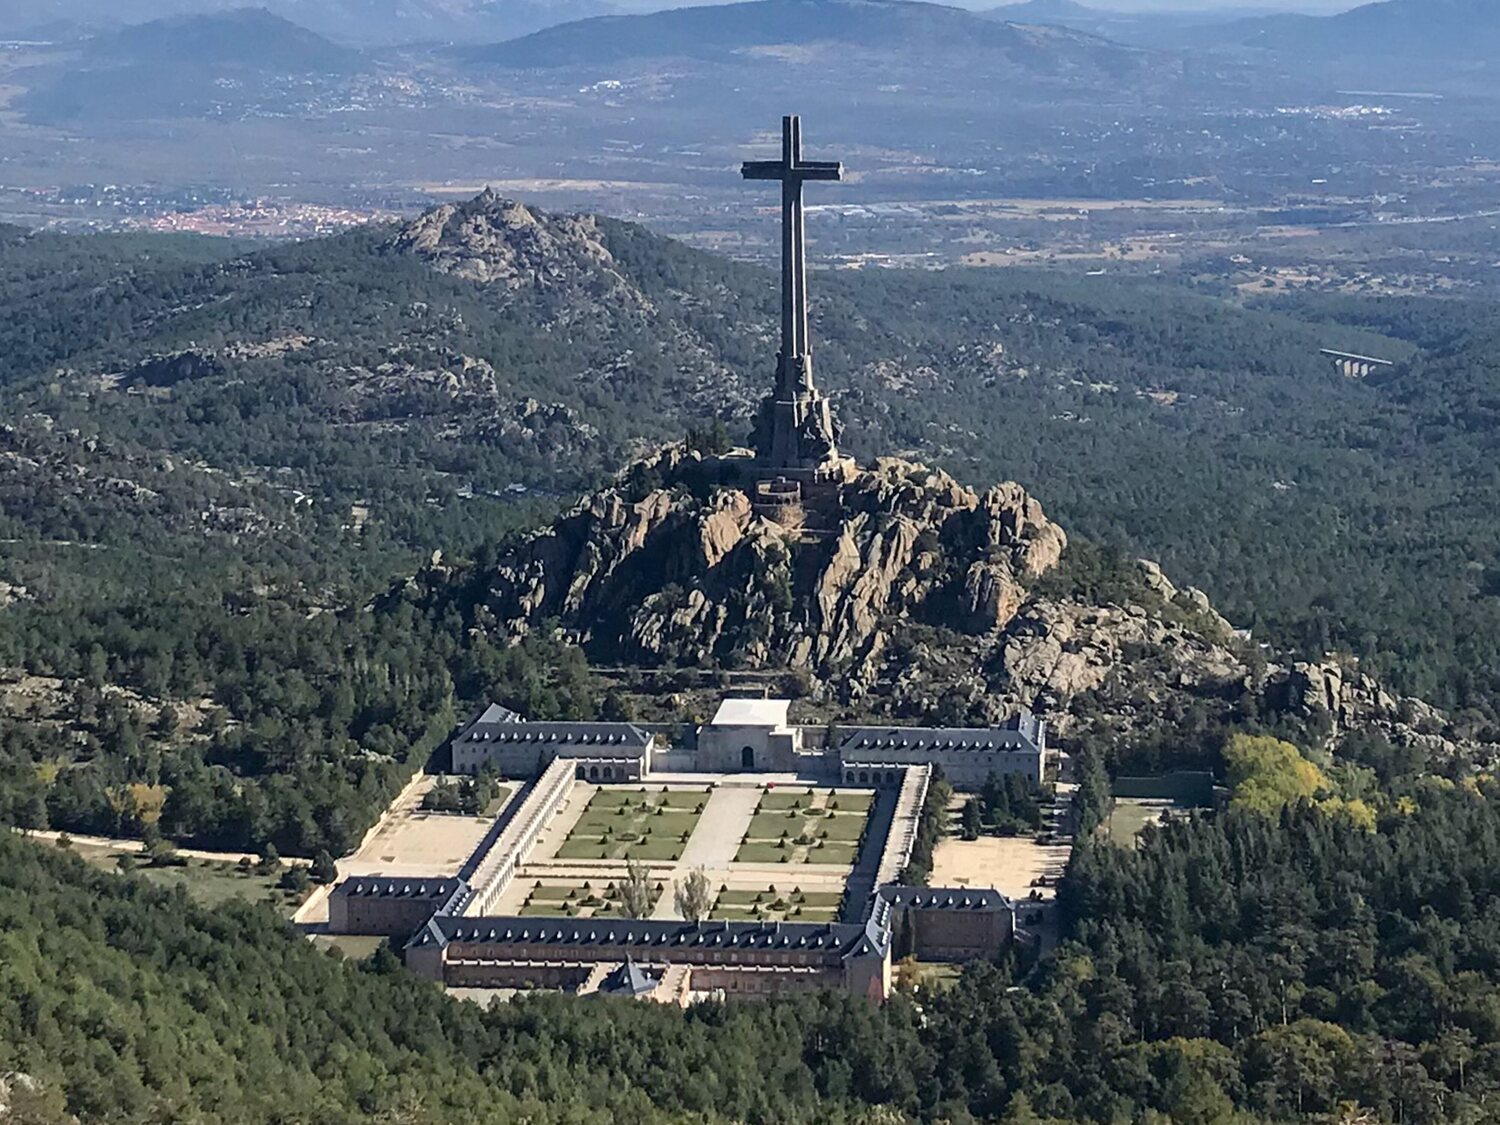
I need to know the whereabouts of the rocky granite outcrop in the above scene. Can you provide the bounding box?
[386,190,620,292]
[405,449,1068,681]
[381,191,760,420]
[393,445,1485,761]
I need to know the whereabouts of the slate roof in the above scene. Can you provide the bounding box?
[333,877,471,913]
[598,957,658,996]
[332,876,464,899]
[878,885,1011,912]
[406,915,889,960]
[836,712,1043,756]
[455,719,652,754]
[471,702,522,726]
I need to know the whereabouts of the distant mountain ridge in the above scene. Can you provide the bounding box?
[1190,0,1500,58]
[277,0,621,43]
[83,7,356,70]
[16,8,362,123]
[980,0,1497,60]
[466,0,1155,73]
[988,0,1095,21]
[1,0,618,46]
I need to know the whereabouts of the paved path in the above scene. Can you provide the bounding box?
[676,786,760,870]
[648,785,763,920]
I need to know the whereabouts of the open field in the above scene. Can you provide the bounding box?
[341,774,516,879]
[66,840,306,917]
[311,935,386,960]
[555,787,710,863]
[348,808,498,874]
[930,835,1072,901]
[893,960,964,992]
[1107,798,1187,846]
[735,787,871,867]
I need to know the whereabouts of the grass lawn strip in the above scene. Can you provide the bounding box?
[520,878,661,919]
[736,788,874,865]
[561,788,706,862]
[805,843,859,865]
[708,884,842,923]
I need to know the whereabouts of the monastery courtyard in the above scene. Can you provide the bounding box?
[304,766,1069,945]
[486,776,875,922]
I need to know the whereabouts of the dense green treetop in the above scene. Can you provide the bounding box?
[8,725,1500,1122]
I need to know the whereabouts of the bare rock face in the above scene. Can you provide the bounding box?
[393,443,1484,762]
[964,561,1025,632]
[386,190,619,291]
[404,448,1068,687]
[990,598,1247,737]
[1283,659,1451,744]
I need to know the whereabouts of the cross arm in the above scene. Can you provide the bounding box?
[796,161,843,181]
[741,160,844,182]
[742,160,788,180]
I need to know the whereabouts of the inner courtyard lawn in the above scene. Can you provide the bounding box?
[734,788,871,866]
[555,786,710,862]
[710,885,844,922]
[518,878,663,918]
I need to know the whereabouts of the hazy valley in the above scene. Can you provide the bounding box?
[0,0,1498,296]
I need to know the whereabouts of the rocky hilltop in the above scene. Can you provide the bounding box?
[393,444,1480,762]
[416,445,1065,670]
[383,191,761,420]
[388,190,623,294]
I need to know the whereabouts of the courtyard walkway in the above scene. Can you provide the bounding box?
[674,785,760,870]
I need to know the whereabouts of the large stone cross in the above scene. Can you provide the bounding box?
[742,115,843,392]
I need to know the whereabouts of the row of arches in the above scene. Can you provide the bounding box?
[845,769,902,787]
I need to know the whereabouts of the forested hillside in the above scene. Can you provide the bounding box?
[7,724,1500,1122]
[5,196,1500,855]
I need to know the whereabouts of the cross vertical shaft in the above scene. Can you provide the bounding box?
[783,115,810,365]
[742,115,845,476]
[743,115,843,393]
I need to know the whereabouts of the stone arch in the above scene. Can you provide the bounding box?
[603,766,615,781]
[588,765,599,780]
[859,771,869,785]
